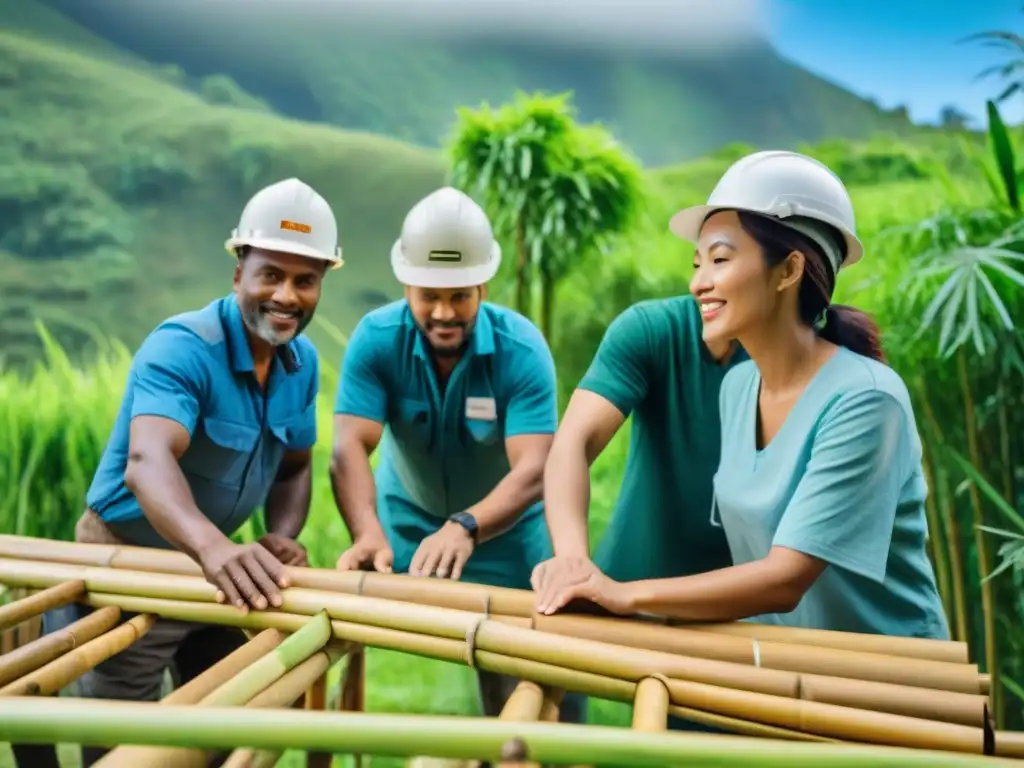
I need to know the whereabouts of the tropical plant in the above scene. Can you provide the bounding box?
[446,91,646,343]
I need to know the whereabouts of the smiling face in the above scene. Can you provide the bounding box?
[688,210,805,345]
[405,284,484,358]
[233,247,326,347]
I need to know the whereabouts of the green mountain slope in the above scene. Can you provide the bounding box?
[42,0,919,165]
[0,29,446,369]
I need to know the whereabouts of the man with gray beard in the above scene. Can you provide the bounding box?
[16,178,341,768]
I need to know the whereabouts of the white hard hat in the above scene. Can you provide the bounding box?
[224,177,343,269]
[390,187,501,289]
[669,150,862,270]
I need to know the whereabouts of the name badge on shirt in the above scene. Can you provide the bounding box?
[465,396,497,421]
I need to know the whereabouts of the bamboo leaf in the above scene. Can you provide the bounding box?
[986,100,1020,212]
[948,449,1024,534]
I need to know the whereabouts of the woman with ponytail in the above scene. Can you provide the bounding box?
[534,150,949,641]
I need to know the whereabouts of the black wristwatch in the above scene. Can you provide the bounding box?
[448,511,478,541]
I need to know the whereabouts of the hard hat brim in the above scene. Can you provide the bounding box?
[390,239,501,289]
[224,235,344,270]
[668,204,863,269]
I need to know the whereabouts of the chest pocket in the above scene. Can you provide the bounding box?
[183,416,261,488]
[390,398,433,450]
[463,396,502,447]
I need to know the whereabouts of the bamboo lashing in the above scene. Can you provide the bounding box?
[0,537,1019,762]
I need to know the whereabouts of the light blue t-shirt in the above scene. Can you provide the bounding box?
[713,346,949,639]
[333,299,557,588]
[86,294,319,548]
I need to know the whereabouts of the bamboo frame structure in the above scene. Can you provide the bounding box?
[0,535,1021,767]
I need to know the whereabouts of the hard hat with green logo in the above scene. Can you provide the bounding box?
[390,187,501,288]
[669,150,862,272]
[225,177,344,269]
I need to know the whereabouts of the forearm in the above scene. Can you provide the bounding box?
[542,438,592,558]
[627,560,808,622]
[264,462,311,539]
[469,459,545,543]
[125,455,228,563]
[330,444,384,541]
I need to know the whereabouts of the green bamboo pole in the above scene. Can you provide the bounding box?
[204,610,332,706]
[94,613,334,768]
[223,748,282,768]
[0,605,121,687]
[0,580,84,631]
[0,698,1010,767]
[161,629,286,705]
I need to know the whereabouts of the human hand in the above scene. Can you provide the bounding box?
[409,521,474,579]
[532,557,635,616]
[198,540,289,612]
[259,533,308,567]
[335,532,394,573]
[530,555,598,603]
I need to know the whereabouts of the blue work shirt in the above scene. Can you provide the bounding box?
[713,347,950,639]
[334,299,557,588]
[86,294,319,549]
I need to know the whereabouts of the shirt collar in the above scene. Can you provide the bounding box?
[221,294,302,375]
[408,301,495,361]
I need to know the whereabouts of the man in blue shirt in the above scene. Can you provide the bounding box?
[21,178,342,768]
[330,187,585,727]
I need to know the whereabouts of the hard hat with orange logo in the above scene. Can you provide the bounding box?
[224,177,343,269]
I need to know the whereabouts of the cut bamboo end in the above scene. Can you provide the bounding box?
[0,579,85,632]
[633,676,670,732]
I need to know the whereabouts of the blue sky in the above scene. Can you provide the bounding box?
[766,0,1024,127]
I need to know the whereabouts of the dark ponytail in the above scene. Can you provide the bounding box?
[735,210,886,363]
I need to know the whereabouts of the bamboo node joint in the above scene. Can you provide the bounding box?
[465,616,485,668]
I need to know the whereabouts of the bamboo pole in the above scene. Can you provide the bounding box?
[0,537,969,663]
[161,629,287,705]
[73,589,989,732]
[633,677,670,732]
[170,645,350,768]
[0,558,983,702]
[0,614,155,697]
[75,592,834,743]
[305,666,331,768]
[0,605,121,687]
[94,613,336,768]
[342,645,367,768]
[0,698,1013,767]
[0,580,84,632]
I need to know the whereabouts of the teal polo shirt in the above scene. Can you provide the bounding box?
[334,299,557,588]
[85,294,319,548]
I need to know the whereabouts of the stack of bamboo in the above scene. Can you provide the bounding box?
[0,533,1022,767]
